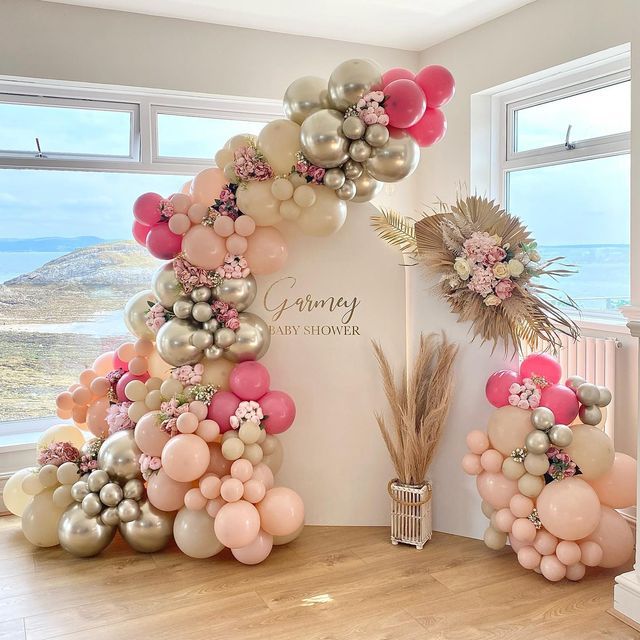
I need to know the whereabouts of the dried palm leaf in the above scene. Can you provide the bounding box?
[370,207,417,255]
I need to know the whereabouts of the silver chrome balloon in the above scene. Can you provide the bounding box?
[155,318,202,367]
[99,482,123,507]
[531,407,555,431]
[190,286,212,303]
[283,75,329,125]
[323,168,346,190]
[58,503,116,557]
[366,131,419,182]
[123,478,145,501]
[202,318,221,333]
[548,424,573,448]
[597,386,612,407]
[300,109,350,168]
[191,301,213,323]
[224,312,271,363]
[172,297,194,320]
[565,375,586,391]
[349,139,372,163]
[119,499,173,553]
[100,506,120,526]
[214,327,237,349]
[204,345,224,360]
[123,290,156,341]
[191,329,214,350]
[364,123,390,148]
[86,469,110,493]
[152,263,182,309]
[336,180,356,201]
[328,58,383,111]
[351,170,383,203]
[579,404,602,426]
[81,492,103,517]
[525,430,550,455]
[70,480,90,502]
[212,275,257,312]
[117,498,141,523]
[343,160,363,180]
[341,115,365,140]
[97,430,142,484]
[576,383,600,406]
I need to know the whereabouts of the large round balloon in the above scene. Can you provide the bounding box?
[224,312,271,363]
[243,227,288,275]
[486,406,532,456]
[37,424,86,450]
[564,424,615,480]
[297,185,347,236]
[212,275,257,312]
[119,499,174,553]
[587,452,636,508]
[190,167,226,205]
[214,500,261,548]
[476,471,518,510]
[173,507,225,558]
[152,262,182,309]
[58,503,116,557]
[21,488,67,547]
[134,410,169,457]
[584,505,634,568]
[161,434,210,482]
[328,58,383,111]
[283,76,329,124]
[2,467,34,516]
[146,468,191,512]
[97,430,142,484]
[235,180,283,226]
[155,318,202,367]
[232,529,273,565]
[256,487,305,537]
[365,130,419,183]
[300,109,350,169]
[351,170,383,203]
[258,119,301,175]
[124,290,157,341]
[182,225,227,270]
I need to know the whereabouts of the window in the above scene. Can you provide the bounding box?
[0,79,280,432]
[498,62,630,319]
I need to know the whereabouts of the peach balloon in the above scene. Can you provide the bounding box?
[511,518,536,543]
[161,434,210,482]
[493,508,516,533]
[206,497,225,518]
[188,203,208,224]
[86,398,109,437]
[564,424,615,480]
[243,227,288,275]
[251,463,275,490]
[214,500,261,548]
[176,412,198,434]
[243,479,267,504]
[232,529,273,565]
[170,192,191,214]
[134,410,170,456]
[56,391,74,411]
[117,342,136,362]
[566,562,586,581]
[199,474,221,500]
[92,351,115,376]
[256,487,304,537]
[517,546,542,570]
[207,442,232,477]
[462,453,483,475]
[231,459,253,483]
[201,358,234,390]
[226,233,248,255]
[509,493,534,518]
[234,215,256,237]
[190,167,226,205]
[540,554,566,582]
[79,369,96,387]
[72,405,88,425]
[196,419,220,442]
[183,225,227,270]
[533,529,558,556]
[72,385,92,406]
[465,430,489,455]
[556,540,581,566]
[220,478,244,503]
[128,356,148,376]
[181,180,192,194]
[584,506,634,568]
[487,406,533,456]
[168,213,191,235]
[147,348,173,379]
[578,540,603,567]
[480,449,503,473]
[536,477,601,540]
[587,452,636,508]
[90,377,111,397]
[213,215,235,237]
[476,471,518,510]
[184,487,207,511]
[147,469,191,512]
[189,401,208,421]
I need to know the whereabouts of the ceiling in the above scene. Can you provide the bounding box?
[41,0,536,50]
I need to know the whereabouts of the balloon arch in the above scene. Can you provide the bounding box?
[4,59,454,563]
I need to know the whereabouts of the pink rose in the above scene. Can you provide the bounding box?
[495,279,514,300]
[149,457,162,470]
[517,399,530,410]
[508,394,519,406]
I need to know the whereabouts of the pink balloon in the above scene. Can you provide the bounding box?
[537,477,600,540]
[116,372,149,403]
[383,79,426,129]
[244,227,288,275]
[184,487,207,510]
[243,479,267,504]
[480,449,503,473]
[566,562,586,581]
[578,540,603,567]
[508,533,527,553]
[556,540,581,566]
[213,215,235,238]
[587,452,637,508]
[147,469,191,512]
[220,477,244,503]
[231,459,253,483]
[406,108,446,147]
[226,233,248,256]
[414,65,455,108]
[251,463,275,490]
[199,474,221,500]
[540,554,566,582]
[465,429,489,455]
[539,384,579,425]
[206,496,225,518]
[229,362,271,400]
[134,410,169,456]
[382,67,415,86]
[190,167,226,205]
[485,370,521,407]
[168,213,191,235]
[161,434,211,482]
[207,390,241,433]
[584,506,634,568]
[519,353,562,385]
[86,398,109,437]
[146,223,182,260]
[533,529,558,556]
[182,225,227,270]
[517,546,542,570]
[476,472,518,510]
[511,518,536,543]
[92,351,115,376]
[232,529,273,565]
[133,192,163,226]
[509,494,534,518]
[257,487,305,537]
[234,215,256,237]
[112,351,129,372]
[214,500,261,548]
[207,442,233,477]
[169,192,191,214]
[260,390,296,434]
[132,220,151,246]
[493,508,516,533]
[461,453,483,476]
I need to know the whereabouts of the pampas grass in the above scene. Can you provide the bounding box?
[372,332,458,485]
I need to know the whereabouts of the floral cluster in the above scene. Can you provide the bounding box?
[233,144,273,182]
[546,447,578,481]
[159,396,190,436]
[106,401,134,434]
[145,301,172,333]
[508,378,542,409]
[205,183,240,222]
[158,199,175,220]
[79,438,102,473]
[189,384,218,404]
[229,400,264,430]
[346,90,389,126]
[294,152,326,184]
[171,363,204,386]
[527,508,542,530]
[452,232,539,307]
[511,447,527,463]
[174,255,223,293]
[211,300,240,331]
[215,253,251,280]
[38,441,79,467]
[139,453,161,480]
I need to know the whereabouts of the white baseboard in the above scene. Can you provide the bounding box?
[615,571,640,626]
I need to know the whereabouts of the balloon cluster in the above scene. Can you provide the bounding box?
[463,353,636,582]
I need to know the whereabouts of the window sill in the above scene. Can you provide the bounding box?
[573,314,630,336]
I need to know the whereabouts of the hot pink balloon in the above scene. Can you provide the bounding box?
[161,434,211,482]
[260,390,296,434]
[86,397,109,437]
[146,223,182,260]
[190,167,226,205]
[476,471,518,510]
[539,384,579,425]
[132,220,151,246]
[232,529,273,565]
[214,500,261,548]
[134,410,169,456]
[147,468,191,512]
[382,67,415,86]
[133,192,163,226]
[182,225,227,270]
[256,487,305,537]
[406,108,446,147]
[116,372,149,403]
[414,65,455,108]
[519,353,562,385]
[244,227,288,275]
[230,362,271,400]
[485,370,521,407]
[383,79,426,129]
[207,390,241,433]
[584,506,634,568]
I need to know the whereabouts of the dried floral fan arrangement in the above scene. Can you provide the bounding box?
[372,332,457,485]
[372,195,579,354]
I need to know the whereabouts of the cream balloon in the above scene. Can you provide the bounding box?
[173,507,225,558]
[201,358,234,390]
[225,134,257,152]
[283,76,329,124]
[235,180,283,226]
[2,467,35,516]
[564,424,615,480]
[21,488,67,547]
[297,185,347,237]
[123,290,157,341]
[258,119,301,175]
[37,424,86,450]
[487,406,532,457]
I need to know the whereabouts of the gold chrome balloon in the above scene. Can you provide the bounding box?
[283,76,329,125]
[328,58,383,111]
[366,131,419,182]
[300,109,350,169]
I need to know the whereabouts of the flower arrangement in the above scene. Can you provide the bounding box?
[158,198,175,220]
[211,300,240,330]
[79,438,102,473]
[171,364,204,386]
[508,378,542,409]
[546,447,578,481]
[38,441,80,467]
[346,90,389,126]
[173,255,223,293]
[139,453,162,480]
[215,254,251,280]
[293,152,326,184]
[145,301,172,333]
[233,143,273,182]
[372,195,579,353]
[159,396,191,436]
[106,402,134,434]
[229,400,264,430]
[205,183,241,222]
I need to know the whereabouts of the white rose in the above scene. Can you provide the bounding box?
[483,294,502,307]
[453,257,471,280]
[508,259,525,277]
[493,262,509,279]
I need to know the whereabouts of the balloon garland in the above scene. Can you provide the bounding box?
[463,353,636,581]
[3,57,454,564]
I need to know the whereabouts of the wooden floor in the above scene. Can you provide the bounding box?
[0,516,636,640]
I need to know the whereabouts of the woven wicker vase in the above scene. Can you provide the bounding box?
[388,479,433,550]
